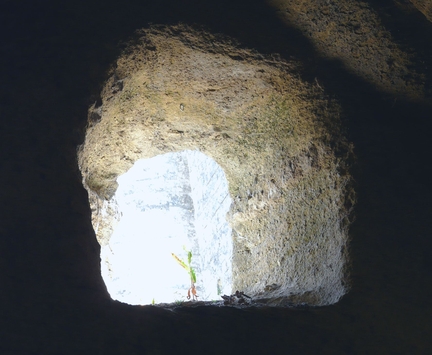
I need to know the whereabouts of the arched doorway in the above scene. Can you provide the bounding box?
[100,150,232,305]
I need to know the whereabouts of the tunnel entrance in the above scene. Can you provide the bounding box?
[100,150,233,305]
[78,25,354,306]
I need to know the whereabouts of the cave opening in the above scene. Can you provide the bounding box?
[100,150,233,305]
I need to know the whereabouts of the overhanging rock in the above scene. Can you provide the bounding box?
[78,24,355,306]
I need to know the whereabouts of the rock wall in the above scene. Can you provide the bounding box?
[268,0,428,101]
[78,24,354,306]
[410,0,432,22]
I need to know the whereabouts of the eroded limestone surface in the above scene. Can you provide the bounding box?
[78,24,354,306]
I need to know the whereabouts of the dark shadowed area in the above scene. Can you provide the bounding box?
[1,0,431,354]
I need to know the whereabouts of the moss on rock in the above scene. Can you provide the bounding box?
[78,24,355,306]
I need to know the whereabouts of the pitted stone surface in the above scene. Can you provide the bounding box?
[78,24,355,306]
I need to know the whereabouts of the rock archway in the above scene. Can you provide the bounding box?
[100,150,233,305]
[78,24,354,306]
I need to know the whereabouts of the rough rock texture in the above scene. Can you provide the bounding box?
[78,24,354,306]
[410,0,432,22]
[4,0,432,353]
[269,0,428,101]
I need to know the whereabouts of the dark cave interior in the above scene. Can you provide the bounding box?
[1,0,432,353]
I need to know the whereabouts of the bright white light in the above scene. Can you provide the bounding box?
[100,150,232,305]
